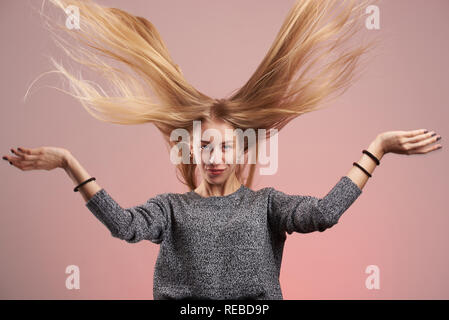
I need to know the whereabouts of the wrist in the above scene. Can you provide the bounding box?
[367,135,385,161]
[61,150,73,171]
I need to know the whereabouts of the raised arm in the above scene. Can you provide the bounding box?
[63,151,170,244]
[267,129,442,238]
[84,188,169,244]
[3,147,169,244]
[348,130,441,190]
[63,151,102,202]
[268,175,362,236]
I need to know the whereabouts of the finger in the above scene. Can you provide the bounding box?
[10,159,38,170]
[4,155,22,163]
[11,148,25,159]
[10,148,39,161]
[406,134,441,151]
[2,155,13,165]
[408,143,442,155]
[404,129,428,137]
[404,131,436,144]
[17,147,40,155]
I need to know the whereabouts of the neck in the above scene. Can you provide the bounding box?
[194,174,242,197]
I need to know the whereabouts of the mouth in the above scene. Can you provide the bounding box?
[207,168,225,176]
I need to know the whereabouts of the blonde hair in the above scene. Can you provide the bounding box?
[38,0,380,191]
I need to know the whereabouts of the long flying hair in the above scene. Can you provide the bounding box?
[37,0,380,190]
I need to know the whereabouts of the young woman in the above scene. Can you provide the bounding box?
[2,0,442,299]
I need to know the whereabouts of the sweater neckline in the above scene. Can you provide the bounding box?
[188,184,246,200]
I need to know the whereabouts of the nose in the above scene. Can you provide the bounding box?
[207,147,223,165]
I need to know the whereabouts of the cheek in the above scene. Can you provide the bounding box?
[226,164,236,174]
[224,148,238,163]
[192,149,205,164]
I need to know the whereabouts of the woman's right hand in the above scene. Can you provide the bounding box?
[2,146,70,171]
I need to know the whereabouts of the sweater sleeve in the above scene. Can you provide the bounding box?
[267,176,362,236]
[85,189,170,244]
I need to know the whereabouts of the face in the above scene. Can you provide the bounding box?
[190,119,243,185]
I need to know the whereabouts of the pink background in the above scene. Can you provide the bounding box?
[1,0,448,299]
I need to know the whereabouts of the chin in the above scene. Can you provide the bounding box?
[206,176,226,183]
[206,173,228,183]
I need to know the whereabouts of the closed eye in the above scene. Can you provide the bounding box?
[201,144,212,150]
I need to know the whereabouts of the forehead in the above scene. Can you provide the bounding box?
[201,119,234,131]
[198,120,237,143]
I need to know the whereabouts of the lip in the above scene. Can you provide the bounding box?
[207,168,225,176]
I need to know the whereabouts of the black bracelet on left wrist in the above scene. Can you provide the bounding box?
[362,149,380,165]
[74,177,96,192]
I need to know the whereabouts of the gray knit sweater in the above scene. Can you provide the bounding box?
[85,175,362,300]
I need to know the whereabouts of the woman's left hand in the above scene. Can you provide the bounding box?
[379,129,442,155]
